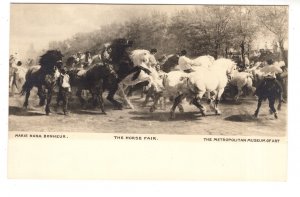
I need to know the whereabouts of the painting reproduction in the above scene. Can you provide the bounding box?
[8,4,288,180]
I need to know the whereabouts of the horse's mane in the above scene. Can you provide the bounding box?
[130,49,150,66]
[66,56,77,67]
[161,54,179,73]
[109,38,133,64]
[39,50,63,71]
[210,58,235,68]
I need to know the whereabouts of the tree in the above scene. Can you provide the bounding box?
[254,6,288,65]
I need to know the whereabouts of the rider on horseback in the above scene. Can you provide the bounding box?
[178,50,195,73]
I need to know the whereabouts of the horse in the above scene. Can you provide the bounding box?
[20,50,63,115]
[160,54,179,73]
[167,58,237,119]
[254,76,282,119]
[116,49,163,109]
[148,55,216,112]
[67,63,118,114]
[224,70,256,101]
[192,55,215,69]
[10,65,27,95]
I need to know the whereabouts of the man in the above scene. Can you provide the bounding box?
[178,50,195,73]
[148,48,158,68]
[254,59,283,100]
[101,43,113,65]
[56,67,71,115]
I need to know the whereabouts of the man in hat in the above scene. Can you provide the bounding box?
[178,50,195,73]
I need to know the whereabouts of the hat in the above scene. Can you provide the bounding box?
[150,48,157,54]
[180,50,187,56]
[16,61,22,66]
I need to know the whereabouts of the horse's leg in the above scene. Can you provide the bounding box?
[149,92,163,112]
[23,90,31,109]
[45,88,53,115]
[142,85,153,107]
[268,97,278,119]
[37,86,46,106]
[178,103,184,113]
[234,86,243,102]
[118,83,134,109]
[191,91,207,116]
[107,82,123,110]
[76,88,86,107]
[214,89,225,115]
[254,98,263,118]
[98,91,106,114]
[277,89,283,110]
[170,94,185,119]
[93,83,106,114]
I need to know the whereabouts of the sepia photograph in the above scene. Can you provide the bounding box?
[6,2,291,181]
[9,4,288,136]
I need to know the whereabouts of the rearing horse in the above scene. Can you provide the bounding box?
[21,50,63,115]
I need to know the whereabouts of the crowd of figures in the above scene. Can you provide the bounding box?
[9,38,287,119]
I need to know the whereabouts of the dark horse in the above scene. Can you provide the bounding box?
[65,38,135,112]
[160,54,179,73]
[254,78,283,119]
[67,63,118,114]
[21,50,63,115]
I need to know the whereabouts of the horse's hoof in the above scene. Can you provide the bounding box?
[114,104,123,110]
[277,105,282,111]
[102,112,107,115]
[215,110,221,115]
[201,111,206,116]
[269,109,274,114]
[64,111,70,116]
[178,107,184,113]
[274,113,278,119]
[254,112,258,118]
[149,106,156,113]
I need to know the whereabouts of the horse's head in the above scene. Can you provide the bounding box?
[109,38,133,64]
[226,61,237,80]
[131,50,151,67]
[39,50,64,73]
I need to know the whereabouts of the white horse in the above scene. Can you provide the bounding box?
[117,49,163,109]
[229,70,256,101]
[149,70,191,113]
[169,58,237,118]
[192,55,215,69]
[10,65,28,94]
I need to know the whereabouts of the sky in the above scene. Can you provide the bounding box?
[9,3,288,60]
[9,4,197,59]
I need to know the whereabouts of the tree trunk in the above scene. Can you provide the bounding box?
[214,41,219,59]
[240,41,245,67]
[225,47,228,58]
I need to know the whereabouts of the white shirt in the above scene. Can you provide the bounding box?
[61,74,71,88]
[260,64,283,78]
[148,54,157,68]
[178,56,193,70]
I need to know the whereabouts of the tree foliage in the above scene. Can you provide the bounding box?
[47,5,288,64]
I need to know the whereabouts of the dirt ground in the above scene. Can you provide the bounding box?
[9,89,287,136]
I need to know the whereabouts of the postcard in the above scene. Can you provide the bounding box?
[7,3,288,180]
